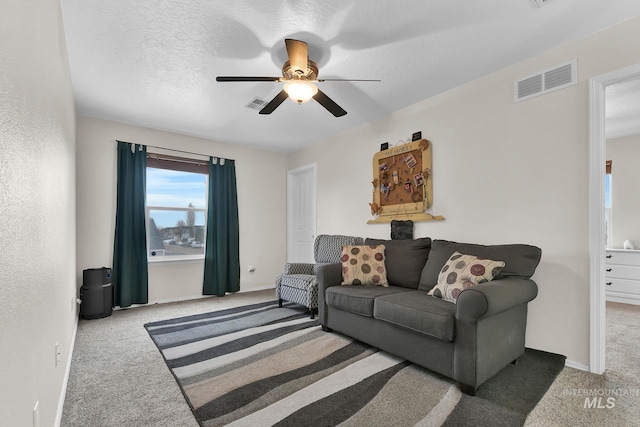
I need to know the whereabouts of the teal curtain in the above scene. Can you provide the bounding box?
[203,157,240,296]
[113,141,148,307]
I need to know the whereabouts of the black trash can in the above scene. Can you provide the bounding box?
[80,267,113,319]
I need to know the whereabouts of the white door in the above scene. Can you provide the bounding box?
[287,164,317,263]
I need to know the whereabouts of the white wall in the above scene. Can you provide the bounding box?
[607,134,640,248]
[0,2,77,426]
[76,117,287,303]
[288,17,640,367]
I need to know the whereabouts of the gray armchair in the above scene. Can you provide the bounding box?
[276,234,363,318]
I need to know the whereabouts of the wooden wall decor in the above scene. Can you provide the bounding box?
[368,139,444,224]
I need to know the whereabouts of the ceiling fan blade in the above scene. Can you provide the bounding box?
[259,90,289,115]
[313,89,347,117]
[216,76,281,82]
[285,39,308,75]
[317,78,381,82]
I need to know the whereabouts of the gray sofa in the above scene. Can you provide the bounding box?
[317,238,541,395]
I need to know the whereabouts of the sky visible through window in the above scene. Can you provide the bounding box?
[147,167,207,228]
[605,173,612,209]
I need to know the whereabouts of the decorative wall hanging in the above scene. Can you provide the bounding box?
[368,139,444,224]
[391,220,414,240]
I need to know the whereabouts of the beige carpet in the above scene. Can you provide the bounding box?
[61,291,274,427]
[525,302,640,426]
[61,292,640,426]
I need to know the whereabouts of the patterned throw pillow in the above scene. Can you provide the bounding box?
[341,245,388,287]
[428,252,505,303]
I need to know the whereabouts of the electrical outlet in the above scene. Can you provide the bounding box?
[55,342,61,367]
[33,401,40,427]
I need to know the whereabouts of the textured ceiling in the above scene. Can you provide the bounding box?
[606,77,640,139]
[60,0,640,152]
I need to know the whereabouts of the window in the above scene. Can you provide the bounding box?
[145,153,208,261]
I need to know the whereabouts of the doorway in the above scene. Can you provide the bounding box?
[589,63,640,374]
[287,163,317,263]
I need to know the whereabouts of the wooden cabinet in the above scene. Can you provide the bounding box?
[605,249,640,305]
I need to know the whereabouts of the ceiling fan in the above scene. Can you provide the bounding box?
[216,39,380,117]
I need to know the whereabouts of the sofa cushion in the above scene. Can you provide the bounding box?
[325,285,411,317]
[418,240,542,291]
[365,237,431,289]
[341,245,388,286]
[427,252,505,303]
[374,291,456,341]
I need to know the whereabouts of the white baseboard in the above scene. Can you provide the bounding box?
[239,285,276,293]
[55,313,79,427]
[115,285,276,310]
[564,359,590,372]
[606,293,640,305]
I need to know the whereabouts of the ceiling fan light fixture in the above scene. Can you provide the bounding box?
[284,80,318,104]
[217,38,376,116]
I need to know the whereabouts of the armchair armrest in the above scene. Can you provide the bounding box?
[275,263,315,290]
[317,263,343,325]
[455,277,538,322]
[283,262,315,275]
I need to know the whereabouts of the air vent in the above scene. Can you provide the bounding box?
[517,74,543,99]
[544,63,573,90]
[514,59,577,103]
[245,97,267,110]
[527,0,555,8]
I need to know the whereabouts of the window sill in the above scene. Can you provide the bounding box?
[148,256,204,264]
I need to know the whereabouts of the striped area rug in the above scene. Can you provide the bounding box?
[145,301,564,427]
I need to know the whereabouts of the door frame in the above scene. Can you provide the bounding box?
[589,62,640,374]
[286,163,317,263]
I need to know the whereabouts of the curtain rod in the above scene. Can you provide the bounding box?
[116,140,234,162]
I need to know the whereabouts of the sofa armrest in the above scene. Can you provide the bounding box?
[454,277,538,390]
[317,263,343,325]
[455,277,538,322]
[283,262,315,275]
